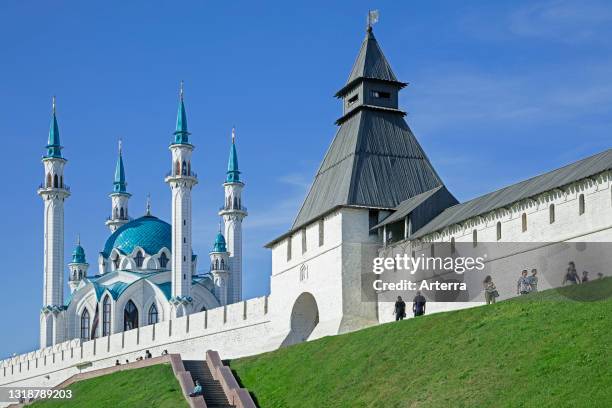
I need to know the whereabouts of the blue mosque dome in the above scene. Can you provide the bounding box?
[102,215,171,257]
[212,232,227,253]
[71,243,86,264]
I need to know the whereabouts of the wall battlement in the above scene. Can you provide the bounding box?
[0,296,272,392]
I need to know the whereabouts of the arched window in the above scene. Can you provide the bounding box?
[80,309,90,340]
[200,306,207,312]
[102,296,111,336]
[175,161,180,176]
[112,254,120,270]
[450,237,456,254]
[496,222,502,241]
[549,204,555,224]
[148,304,158,325]
[187,162,191,176]
[114,207,119,218]
[521,213,527,232]
[124,300,139,331]
[579,194,585,215]
[221,259,225,269]
[53,174,58,188]
[159,252,169,268]
[233,196,238,209]
[215,259,219,269]
[46,173,52,187]
[135,251,144,268]
[182,160,187,175]
[120,207,124,219]
[472,229,478,247]
[60,175,63,188]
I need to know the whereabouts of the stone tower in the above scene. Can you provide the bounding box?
[219,128,247,304]
[68,236,89,294]
[209,230,230,306]
[37,97,70,348]
[165,82,198,317]
[105,141,131,232]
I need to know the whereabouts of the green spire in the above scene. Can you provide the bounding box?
[113,140,127,193]
[226,127,241,183]
[173,81,190,144]
[45,96,63,158]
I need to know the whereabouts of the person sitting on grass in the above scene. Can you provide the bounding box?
[189,380,203,397]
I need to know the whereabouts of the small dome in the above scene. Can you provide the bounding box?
[71,244,86,264]
[103,215,171,257]
[212,232,227,253]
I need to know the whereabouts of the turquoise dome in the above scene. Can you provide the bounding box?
[212,232,227,252]
[103,215,171,257]
[71,244,86,264]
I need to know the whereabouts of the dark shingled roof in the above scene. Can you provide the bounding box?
[412,148,612,239]
[291,109,444,231]
[372,186,444,229]
[336,28,406,97]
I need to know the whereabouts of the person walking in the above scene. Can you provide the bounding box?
[394,296,406,321]
[413,291,426,317]
[517,270,532,295]
[582,271,589,283]
[529,269,539,292]
[563,262,580,285]
[483,275,499,304]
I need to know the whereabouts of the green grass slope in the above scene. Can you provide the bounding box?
[32,363,188,408]
[231,279,612,408]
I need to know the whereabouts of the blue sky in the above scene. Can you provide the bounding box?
[2,0,612,356]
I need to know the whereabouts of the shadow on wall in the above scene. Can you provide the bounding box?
[281,292,319,347]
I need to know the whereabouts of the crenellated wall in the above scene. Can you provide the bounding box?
[0,296,278,406]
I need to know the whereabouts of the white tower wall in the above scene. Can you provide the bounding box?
[220,182,246,304]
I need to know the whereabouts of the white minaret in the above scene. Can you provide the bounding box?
[105,140,131,232]
[68,235,89,294]
[165,82,198,317]
[210,228,230,306]
[37,97,70,348]
[219,128,247,303]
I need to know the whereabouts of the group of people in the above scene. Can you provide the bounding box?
[562,261,603,285]
[516,269,539,295]
[114,349,168,366]
[393,292,426,321]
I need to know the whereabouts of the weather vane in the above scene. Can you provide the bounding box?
[367,10,379,30]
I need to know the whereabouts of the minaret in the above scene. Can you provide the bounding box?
[165,81,198,317]
[219,127,247,303]
[209,227,230,306]
[37,97,70,348]
[68,235,89,293]
[105,140,131,232]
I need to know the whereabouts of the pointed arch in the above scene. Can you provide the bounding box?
[46,173,52,188]
[80,309,90,340]
[134,250,144,268]
[120,207,124,219]
[159,252,169,268]
[123,300,138,331]
[175,160,180,176]
[148,304,158,325]
[102,295,111,336]
[181,160,187,175]
[53,174,58,188]
[187,161,191,176]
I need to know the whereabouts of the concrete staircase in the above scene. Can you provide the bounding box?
[183,360,235,408]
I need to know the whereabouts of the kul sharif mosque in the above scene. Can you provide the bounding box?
[37,86,247,348]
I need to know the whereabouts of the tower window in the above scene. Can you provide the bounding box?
[53,174,58,188]
[159,252,169,268]
[473,229,478,247]
[123,300,139,331]
[46,173,52,188]
[302,229,307,254]
[496,222,502,241]
[579,194,585,215]
[60,176,64,188]
[549,204,555,224]
[102,296,111,336]
[148,304,158,325]
[112,255,120,270]
[80,309,90,341]
[318,219,324,247]
[347,94,358,106]
[183,237,186,243]
[371,90,391,99]
[450,237,456,254]
[175,161,180,176]
[188,162,191,176]
[120,207,124,219]
[521,213,527,232]
[286,237,292,261]
[135,251,144,268]
[182,161,187,176]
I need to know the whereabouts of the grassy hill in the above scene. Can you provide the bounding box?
[31,363,187,408]
[231,279,612,408]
